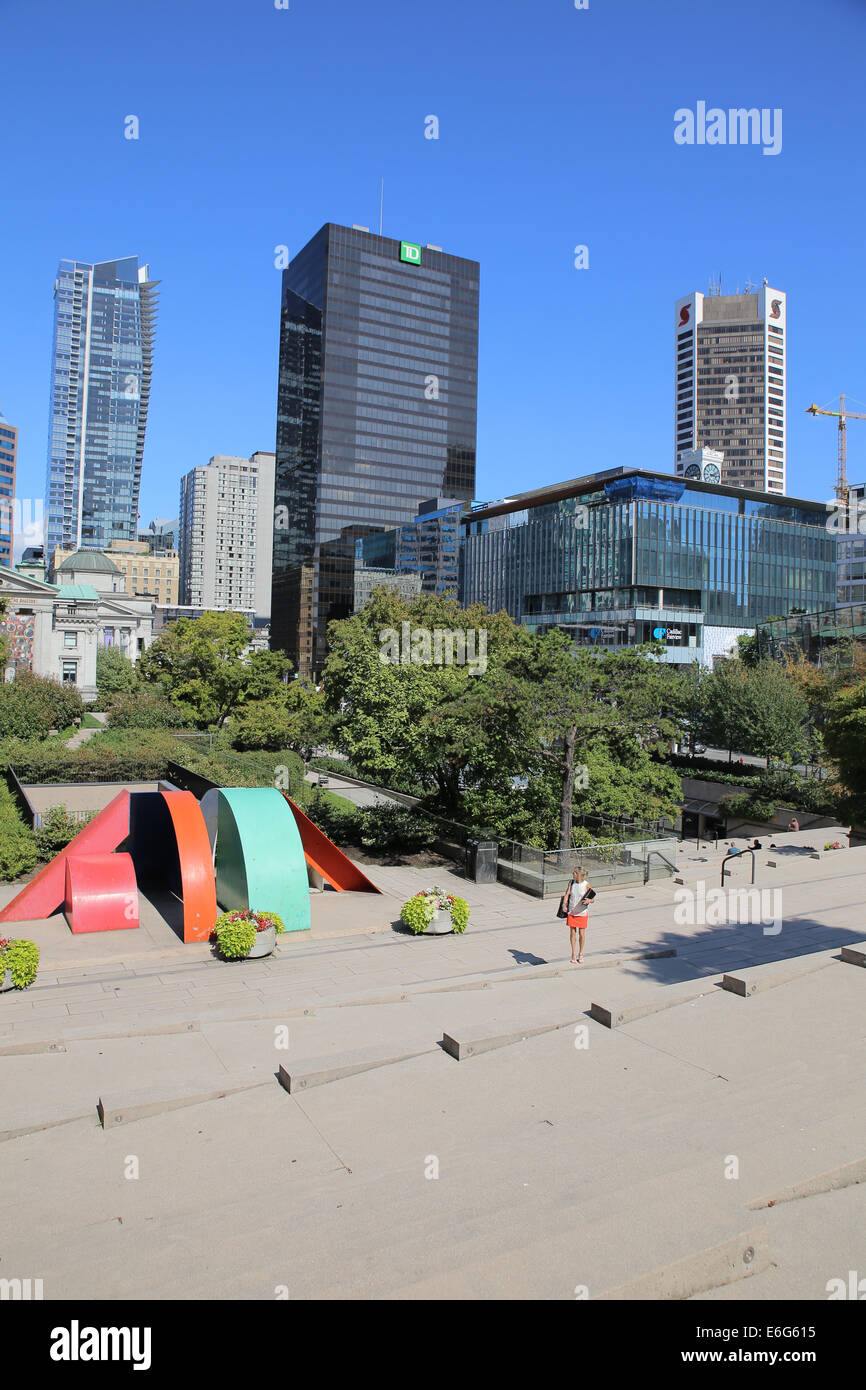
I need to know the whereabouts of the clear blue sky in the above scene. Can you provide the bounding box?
[2,0,865,543]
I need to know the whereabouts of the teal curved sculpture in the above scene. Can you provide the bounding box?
[213,788,310,934]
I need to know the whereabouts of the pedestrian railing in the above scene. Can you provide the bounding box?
[496,835,679,898]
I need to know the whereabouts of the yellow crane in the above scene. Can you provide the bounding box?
[806,394,866,501]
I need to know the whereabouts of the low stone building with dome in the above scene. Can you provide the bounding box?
[0,548,154,700]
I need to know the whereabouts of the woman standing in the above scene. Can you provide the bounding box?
[561,865,593,965]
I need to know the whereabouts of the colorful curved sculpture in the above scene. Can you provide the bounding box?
[64,853,139,934]
[1,781,369,943]
[0,791,131,923]
[213,788,310,934]
[160,791,218,943]
[282,793,380,893]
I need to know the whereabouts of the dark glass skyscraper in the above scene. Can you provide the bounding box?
[272,224,479,675]
[45,256,159,556]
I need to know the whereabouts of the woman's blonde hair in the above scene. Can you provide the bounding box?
[572,864,585,879]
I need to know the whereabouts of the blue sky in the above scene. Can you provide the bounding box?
[1,0,865,543]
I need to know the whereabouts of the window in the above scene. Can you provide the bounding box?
[63,631,77,649]
[61,661,77,685]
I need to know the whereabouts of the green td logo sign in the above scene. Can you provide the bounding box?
[400,241,422,265]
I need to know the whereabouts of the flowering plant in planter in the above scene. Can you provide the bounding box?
[0,936,40,990]
[212,909,285,960]
[400,887,470,935]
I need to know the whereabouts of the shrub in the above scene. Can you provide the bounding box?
[0,821,39,881]
[107,692,190,730]
[230,704,294,752]
[35,805,94,861]
[0,672,84,741]
[720,793,780,823]
[0,730,178,783]
[307,754,359,778]
[0,937,39,988]
[357,803,438,855]
[304,790,361,845]
[0,784,38,881]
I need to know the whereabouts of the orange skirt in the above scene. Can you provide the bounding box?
[567,913,588,928]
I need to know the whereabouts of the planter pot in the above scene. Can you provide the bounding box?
[246,925,276,959]
[424,910,453,936]
[1,969,14,992]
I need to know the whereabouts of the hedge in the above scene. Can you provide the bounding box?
[0,783,38,881]
[0,730,180,783]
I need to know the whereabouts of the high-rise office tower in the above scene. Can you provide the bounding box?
[272,224,479,676]
[0,403,18,568]
[674,284,786,492]
[178,451,275,618]
[45,256,159,555]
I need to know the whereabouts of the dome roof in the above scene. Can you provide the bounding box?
[57,549,121,574]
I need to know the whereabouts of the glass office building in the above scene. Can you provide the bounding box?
[355,497,463,601]
[462,469,836,666]
[272,224,479,676]
[45,257,159,556]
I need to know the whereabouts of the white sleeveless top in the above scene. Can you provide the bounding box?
[566,881,590,914]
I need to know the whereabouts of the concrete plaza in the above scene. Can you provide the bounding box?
[1,827,864,1300]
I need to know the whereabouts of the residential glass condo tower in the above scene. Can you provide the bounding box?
[272,223,479,677]
[45,257,159,556]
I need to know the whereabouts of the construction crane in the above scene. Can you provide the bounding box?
[806,394,866,502]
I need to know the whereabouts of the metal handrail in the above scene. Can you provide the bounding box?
[644,849,677,883]
[721,847,756,886]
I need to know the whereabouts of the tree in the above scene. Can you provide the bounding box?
[283,681,334,762]
[823,681,866,825]
[96,645,137,699]
[138,613,291,728]
[462,633,683,847]
[231,702,294,752]
[323,590,522,810]
[702,659,810,766]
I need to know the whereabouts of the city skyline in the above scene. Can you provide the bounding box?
[2,0,865,551]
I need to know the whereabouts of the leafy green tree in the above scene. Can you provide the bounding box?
[231,702,294,752]
[702,659,810,765]
[138,613,291,728]
[96,646,137,699]
[282,681,334,762]
[323,590,522,810]
[463,632,684,847]
[823,681,866,825]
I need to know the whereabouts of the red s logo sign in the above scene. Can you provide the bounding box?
[770,299,782,319]
[679,306,690,326]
